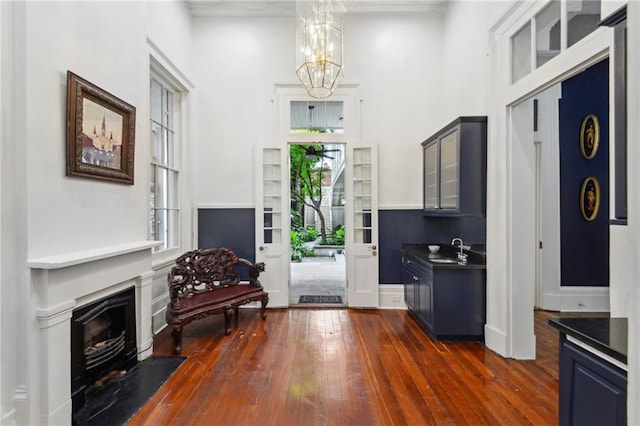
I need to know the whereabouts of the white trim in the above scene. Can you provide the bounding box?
[488,0,614,361]
[27,241,160,269]
[36,301,75,329]
[147,37,194,90]
[148,48,194,258]
[378,204,422,210]
[151,256,176,271]
[540,288,610,312]
[378,284,405,310]
[196,203,255,209]
[567,335,627,372]
[484,323,508,357]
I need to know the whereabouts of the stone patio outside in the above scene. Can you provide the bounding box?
[289,254,346,305]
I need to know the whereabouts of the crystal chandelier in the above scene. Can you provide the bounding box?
[296,0,344,99]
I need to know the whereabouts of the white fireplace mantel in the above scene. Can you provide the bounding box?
[27,240,160,269]
[28,240,159,425]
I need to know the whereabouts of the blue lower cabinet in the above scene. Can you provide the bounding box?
[559,336,627,426]
[402,251,486,341]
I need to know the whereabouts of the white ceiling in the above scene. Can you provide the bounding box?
[187,0,449,18]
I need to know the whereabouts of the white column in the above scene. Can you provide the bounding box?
[36,300,75,425]
[136,271,154,360]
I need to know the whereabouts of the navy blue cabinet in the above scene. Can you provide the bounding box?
[559,336,627,426]
[402,254,418,312]
[402,250,486,341]
[422,116,487,216]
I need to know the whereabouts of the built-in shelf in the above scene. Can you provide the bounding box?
[27,240,161,270]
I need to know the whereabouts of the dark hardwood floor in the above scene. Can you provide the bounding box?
[128,308,607,425]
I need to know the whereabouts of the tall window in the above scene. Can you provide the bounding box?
[150,75,180,252]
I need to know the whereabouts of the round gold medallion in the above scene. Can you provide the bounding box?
[579,114,600,160]
[580,176,600,221]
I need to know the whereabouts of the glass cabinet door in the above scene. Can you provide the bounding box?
[439,130,459,209]
[423,142,439,209]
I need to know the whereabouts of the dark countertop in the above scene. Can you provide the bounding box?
[548,317,628,364]
[401,243,486,269]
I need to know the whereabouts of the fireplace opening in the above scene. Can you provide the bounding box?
[71,287,137,420]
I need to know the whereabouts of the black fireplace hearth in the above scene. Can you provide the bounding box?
[71,287,137,423]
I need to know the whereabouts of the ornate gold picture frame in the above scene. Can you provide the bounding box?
[580,176,600,221]
[66,71,136,184]
[579,114,600,160]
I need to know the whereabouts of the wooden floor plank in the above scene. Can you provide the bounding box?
[127,308,606,426]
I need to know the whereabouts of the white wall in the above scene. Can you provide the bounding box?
[441,0,514,119]
[347,13,444,209]
[191,12,445,210]
[25,2,145,258]
[1,1,193,423]
[624,2,640,422]
[192,16,292,207]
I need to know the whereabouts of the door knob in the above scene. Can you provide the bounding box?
[371,245,377,250]
[259,246,265,251]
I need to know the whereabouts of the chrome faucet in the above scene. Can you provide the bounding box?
[451,238,467,262]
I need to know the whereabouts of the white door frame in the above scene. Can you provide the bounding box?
[272,85,379,307]
[487,2,612,359]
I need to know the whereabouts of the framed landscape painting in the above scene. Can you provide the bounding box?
[66,71,136,184]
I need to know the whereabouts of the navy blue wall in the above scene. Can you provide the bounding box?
[379,210,486,284]
[198,208,485,285]
[559,59,609,286]
[198,208,256,262]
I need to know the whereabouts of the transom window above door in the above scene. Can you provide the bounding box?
[511,0,602,83]
[290,101,343,134]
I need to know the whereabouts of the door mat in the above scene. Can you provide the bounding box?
[74,355,185,426]
[299,295,343,304]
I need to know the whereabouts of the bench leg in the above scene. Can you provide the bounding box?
[224,307,233,335]
[172,326,183,355]
[260,294,269,319]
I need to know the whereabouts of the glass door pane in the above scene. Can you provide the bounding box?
[536,1,561,67]
[353,148,372,244]
[439,130,459,209]
[512,22,532,83]
[423,143,439,209]
[263,148,282,244]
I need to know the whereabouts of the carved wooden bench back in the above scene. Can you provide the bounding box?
[168,248,244,305]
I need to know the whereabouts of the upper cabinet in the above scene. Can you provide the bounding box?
[422,116,487,216]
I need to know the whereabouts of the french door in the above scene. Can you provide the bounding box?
[346,146,379,307]
[255,146,289,307]
[256,144,379,308]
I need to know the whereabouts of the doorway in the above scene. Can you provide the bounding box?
[288,142,347,306]
[526,60,611,312]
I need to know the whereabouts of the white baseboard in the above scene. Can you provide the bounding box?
[540,290,610,312]
[152,304,168,335]
[484,323,508,357]
[1,409,15,425]
[378,284,406,310]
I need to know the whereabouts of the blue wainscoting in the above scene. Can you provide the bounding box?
[379,210,486,284]
[198,208,486,286]
[198,208,256,262]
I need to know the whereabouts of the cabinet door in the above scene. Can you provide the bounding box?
[423,142,439,209]
[439,129,459,210]
[402,255,418,312]
[418,265,433,330]
[559,338,627,426]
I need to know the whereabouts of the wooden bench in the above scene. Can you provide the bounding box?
[165,248,269,354]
